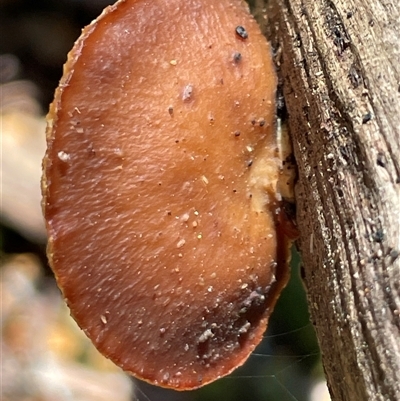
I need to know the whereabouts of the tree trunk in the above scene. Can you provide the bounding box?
[258,0,400,400]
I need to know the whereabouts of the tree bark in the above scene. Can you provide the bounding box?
[257,0,400,400]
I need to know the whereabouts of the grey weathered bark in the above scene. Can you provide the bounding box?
[256,0,400,400]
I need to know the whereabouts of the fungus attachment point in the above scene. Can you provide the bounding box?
[42,0,290,391]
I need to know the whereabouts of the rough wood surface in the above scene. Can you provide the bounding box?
[258,0,400,400]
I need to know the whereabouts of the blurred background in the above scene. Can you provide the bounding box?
[1,0,328,400]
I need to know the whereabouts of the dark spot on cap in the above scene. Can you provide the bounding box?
[235,26,248,40]
[233,52,242,63]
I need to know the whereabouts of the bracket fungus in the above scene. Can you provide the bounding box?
[42,0,293,391]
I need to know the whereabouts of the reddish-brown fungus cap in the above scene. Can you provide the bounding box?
[42,0,289,390]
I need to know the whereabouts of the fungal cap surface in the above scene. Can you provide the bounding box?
[42,0,289,390]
